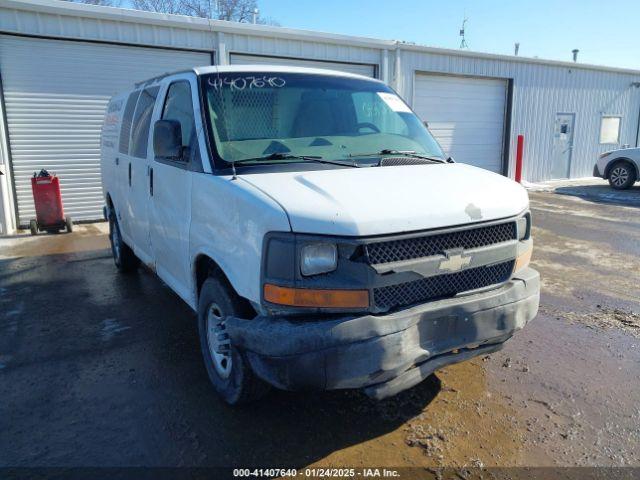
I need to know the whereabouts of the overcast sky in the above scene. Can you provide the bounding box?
[258,0,639,70]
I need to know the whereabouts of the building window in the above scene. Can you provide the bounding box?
[600,116,621,144]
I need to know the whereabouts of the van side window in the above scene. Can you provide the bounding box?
[130,86,160,159]
[162,82,196,156]
[119,90,140,154]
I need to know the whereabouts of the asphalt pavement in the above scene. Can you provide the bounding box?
[1,189,639,469]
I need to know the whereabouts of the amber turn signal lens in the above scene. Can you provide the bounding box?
[514,246,533,273]
[264,284,369,308]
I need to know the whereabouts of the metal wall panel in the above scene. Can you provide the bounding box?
[0,35,210,224]
[0,0,639,197]
[230,53,376,77]
[0,4,216,52]
[402,50,640,182]
[226,34,382,69]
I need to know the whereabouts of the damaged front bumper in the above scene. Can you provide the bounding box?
[226,267,540,400]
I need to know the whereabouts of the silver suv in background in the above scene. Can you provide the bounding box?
[594,147,640,189]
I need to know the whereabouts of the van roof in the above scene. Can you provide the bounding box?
[194,65,379,80]
[134,64,382,88]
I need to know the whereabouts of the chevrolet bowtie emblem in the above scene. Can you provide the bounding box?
[439,251,472,272]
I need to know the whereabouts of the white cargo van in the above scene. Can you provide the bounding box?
[100,66,539,404]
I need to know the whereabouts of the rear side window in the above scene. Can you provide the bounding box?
[119,91,140,154]
[162,82,195,149]
[130,86,160,158]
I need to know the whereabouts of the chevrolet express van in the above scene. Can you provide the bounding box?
[100,66,539,405]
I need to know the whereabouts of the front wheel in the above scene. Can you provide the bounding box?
[198,276,269,405]
[108,210,139,273]
[29,219,38,236]
[608,162,636,190]
[65,216,73,233]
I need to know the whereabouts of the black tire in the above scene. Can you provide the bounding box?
[65,216,73,233]
[29,219,38,236]
[197,276,269,405]
[108,210,139,273]
[608,161,636,190]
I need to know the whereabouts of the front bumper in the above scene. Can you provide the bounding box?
[593,164,602,178]
[226,267,540,399]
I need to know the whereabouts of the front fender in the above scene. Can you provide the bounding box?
[603,156,640,178]
[189,173,291,308]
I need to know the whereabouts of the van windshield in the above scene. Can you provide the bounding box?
[201,72,445,166]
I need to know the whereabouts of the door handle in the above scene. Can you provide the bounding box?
[128,163,132,187]
[149,167,154,196]
[115,157,119,166]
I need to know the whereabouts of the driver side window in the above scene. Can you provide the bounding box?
[162,81,196,159]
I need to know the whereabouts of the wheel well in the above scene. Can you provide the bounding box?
[605,158,638,179]
[105,193,115,218]
[194,255,256,318]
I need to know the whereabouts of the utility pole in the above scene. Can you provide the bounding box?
[459,16,468,49]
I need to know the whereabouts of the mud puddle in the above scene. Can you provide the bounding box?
[309,359,546,469]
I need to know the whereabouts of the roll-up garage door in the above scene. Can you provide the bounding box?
[0,35,210,224]
[413,73,508,173]
[230,53,376,78]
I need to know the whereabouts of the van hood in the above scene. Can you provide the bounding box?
[240,163,529,236]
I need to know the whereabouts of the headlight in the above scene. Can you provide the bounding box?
[301,243,338,276]
[599,152,611,159]
[515,212,532,272]
[516,212,531,240]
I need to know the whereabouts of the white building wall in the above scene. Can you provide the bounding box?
[0,87,16,235]
[1,0,640,232]
[400,48,640,181]
[225,33,382,69]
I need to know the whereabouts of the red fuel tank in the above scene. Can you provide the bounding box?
[30,171,72,234]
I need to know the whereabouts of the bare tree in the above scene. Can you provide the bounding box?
[215,0,256,22]
[61,0,121,6]
[131,0,189,15]
[64,0,278,24]
[132,0,276,24]
[256,16,280,27]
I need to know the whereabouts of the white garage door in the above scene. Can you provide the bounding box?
[413,73,507,173]
[230,54,376,78]
[0,35,210,225]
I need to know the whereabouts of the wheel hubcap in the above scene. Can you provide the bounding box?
[611,167,628,186]
[206,303,232,379]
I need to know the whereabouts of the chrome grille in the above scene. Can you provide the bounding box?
[373,260,515,311]
[366,222,517,265]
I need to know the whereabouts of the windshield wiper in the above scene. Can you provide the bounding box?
[349,149,447,164]
[230,152,360,175]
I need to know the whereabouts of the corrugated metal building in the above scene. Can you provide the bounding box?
[1,0,639,234]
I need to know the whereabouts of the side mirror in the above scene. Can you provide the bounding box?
[423,120,429,129]
[153,119,183,160]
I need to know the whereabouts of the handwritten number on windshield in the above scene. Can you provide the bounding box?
[208,76,286,91]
